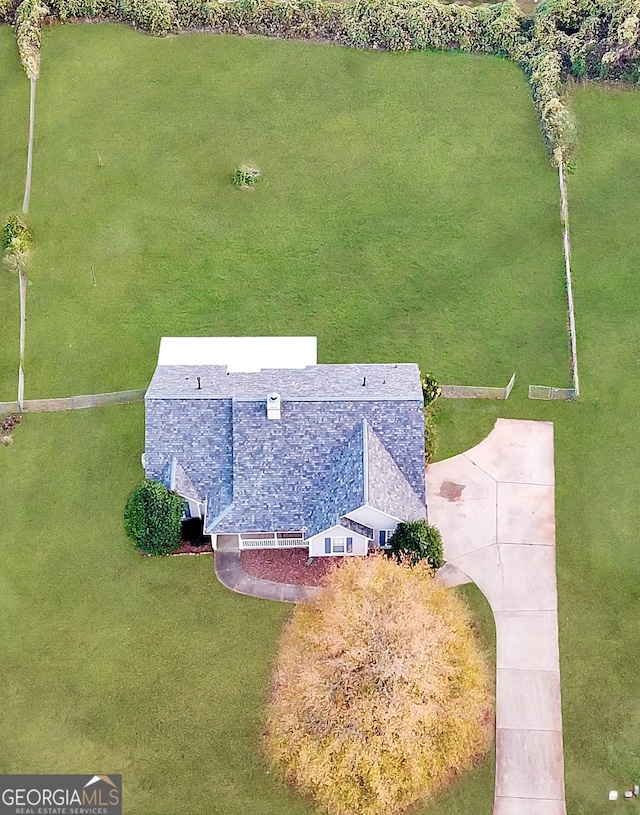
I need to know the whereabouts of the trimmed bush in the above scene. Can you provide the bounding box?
[233,164,261,187]
[124,479,185,555]
[389,518,444,569]
[264,556,492,815]
[420,371,441,406]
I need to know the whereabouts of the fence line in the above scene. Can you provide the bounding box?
[527,160,579,402]
[18,270,27,410]
[559,157,580,397]
[529,385,577,400]
[441,372,516,400]
[0,389,145,415]
[22,77,36,214]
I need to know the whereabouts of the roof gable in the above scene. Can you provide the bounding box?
[169,457,201,502]
[364,423,426,522]
[306,422,367,537]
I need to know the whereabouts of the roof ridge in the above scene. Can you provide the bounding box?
[362,417,369,506]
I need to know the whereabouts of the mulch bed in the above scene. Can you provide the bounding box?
[241,548,343,587]
[173,540,212,555]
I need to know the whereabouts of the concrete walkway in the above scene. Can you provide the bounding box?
[428,419,566,815]
[214,550,321,603]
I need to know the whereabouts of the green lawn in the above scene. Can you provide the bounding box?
[0,407,305,815]
[2,23,568,400]
[4,21,638,815]
[0,403,497,815]
[433,84,640,814]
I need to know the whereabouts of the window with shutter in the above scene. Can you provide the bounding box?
[332,536,346,553]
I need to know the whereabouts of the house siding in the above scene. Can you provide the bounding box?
[308,525,368,557]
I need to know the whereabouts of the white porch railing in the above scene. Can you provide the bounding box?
[239,536,307,550]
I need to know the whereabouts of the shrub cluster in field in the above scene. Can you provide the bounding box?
[10,0,640,161]
[233,164,261,187]
[2,213,33,274]
[1,413,22,446]
[264,556,492,815]
[124,479,185,555]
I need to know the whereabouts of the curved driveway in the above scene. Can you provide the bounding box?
[427,419,566,815]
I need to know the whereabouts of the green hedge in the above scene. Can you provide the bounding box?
[124,479,185,555]
[0,0,20,23]
[10,0,640,163]
[14,0,48,79]
[46,0,176,32]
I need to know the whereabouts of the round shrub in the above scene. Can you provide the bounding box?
[264,557,492,815]
[233,164,261,187]
[124,479,185,555]
[389,519,444,570]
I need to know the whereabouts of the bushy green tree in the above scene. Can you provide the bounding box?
[389,519,444,570]
[124,479,184,555]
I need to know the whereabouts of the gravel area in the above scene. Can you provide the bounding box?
[240,548,342,587]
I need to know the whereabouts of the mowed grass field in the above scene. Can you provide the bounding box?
[1,23,569,400]
[435,85,640,814]
[4,21,639,815]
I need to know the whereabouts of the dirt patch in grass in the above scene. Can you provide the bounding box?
[241,548,343,586]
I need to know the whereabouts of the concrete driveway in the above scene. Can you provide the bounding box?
[427,419,566,815]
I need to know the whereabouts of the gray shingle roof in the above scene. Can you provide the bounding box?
[306,419,427,537]
[306,422,367,537]
[146,363,422,401]
[144,363,426,538]
[340,516,374,538]
[365,423,427,522]
[144,398,233,517]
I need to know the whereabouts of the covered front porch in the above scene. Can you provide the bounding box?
[211,531,307,551]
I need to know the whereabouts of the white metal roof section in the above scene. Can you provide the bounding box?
[157,336,318,373]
